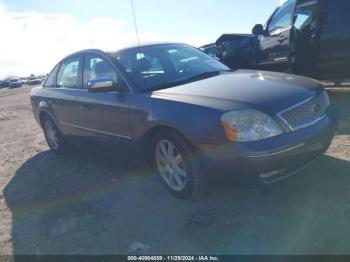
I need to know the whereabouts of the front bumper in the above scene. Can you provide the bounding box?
[195,106,339,183]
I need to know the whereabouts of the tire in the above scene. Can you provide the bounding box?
[151,130,207,200]
[42,117,67,154]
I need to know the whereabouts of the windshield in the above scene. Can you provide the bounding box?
[113,44,230,92]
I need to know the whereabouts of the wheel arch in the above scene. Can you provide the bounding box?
[38,110,58,129]
[141,125,198,163]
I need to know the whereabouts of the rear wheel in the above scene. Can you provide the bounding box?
[151,130,206,199]
[42,117,67,154]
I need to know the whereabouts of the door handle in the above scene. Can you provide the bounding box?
[79,105,93,112]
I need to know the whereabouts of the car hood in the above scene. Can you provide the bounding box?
[152,70,324,115]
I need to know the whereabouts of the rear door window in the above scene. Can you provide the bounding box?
[56,56,81,89]
[294,0,318,30]
[44,64,60,88]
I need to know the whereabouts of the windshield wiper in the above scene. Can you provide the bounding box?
[146,70,233,92]
[148,81,184,91]
[184,70,231,82]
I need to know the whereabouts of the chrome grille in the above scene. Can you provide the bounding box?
[279,92,329,131]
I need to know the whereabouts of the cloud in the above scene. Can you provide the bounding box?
[0,3,211,79]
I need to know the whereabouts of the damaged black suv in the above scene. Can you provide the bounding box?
[252,0,350,81]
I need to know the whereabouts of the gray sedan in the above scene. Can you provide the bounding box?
[30,43,338,199]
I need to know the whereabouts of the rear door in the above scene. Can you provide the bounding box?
[256,0,296,70]
[317,0,350,77]
[49,55,84,138]
[292,0,319,73]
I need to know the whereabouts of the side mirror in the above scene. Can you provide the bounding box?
[252,24,264,36]
[87,76,115,93]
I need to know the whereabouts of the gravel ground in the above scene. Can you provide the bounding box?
[0,85,350,255]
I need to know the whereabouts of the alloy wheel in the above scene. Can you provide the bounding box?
[155,139,188,192]
[44,120,59,151]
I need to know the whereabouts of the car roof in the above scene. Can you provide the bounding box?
[108,42,193,56]
[113,42,185,51]
[65,42,189,59]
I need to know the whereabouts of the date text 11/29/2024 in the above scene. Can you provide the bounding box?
[127,256,220,261]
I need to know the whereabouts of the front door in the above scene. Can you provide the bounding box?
[256,0,296,70]
[74,53,133,154]
[292,0,319,74]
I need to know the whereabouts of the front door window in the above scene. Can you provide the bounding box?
[268,0,296,34]
[57,57,81,89]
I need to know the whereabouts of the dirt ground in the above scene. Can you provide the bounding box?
[0,85,350,255]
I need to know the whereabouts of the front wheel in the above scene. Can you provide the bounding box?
[42,117,67,154]
[152,130,207,199]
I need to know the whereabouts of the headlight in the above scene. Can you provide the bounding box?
[221,109,283,142]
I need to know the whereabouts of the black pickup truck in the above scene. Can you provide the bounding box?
[252,0,350,81]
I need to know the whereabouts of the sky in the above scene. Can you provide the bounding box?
[0,0,280,79]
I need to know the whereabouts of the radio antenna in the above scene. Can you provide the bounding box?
[130,0,141,46]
